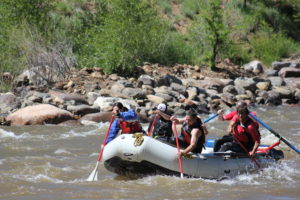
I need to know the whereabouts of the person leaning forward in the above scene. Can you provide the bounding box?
[106,102,144,144]
[215,106,260,157]
[170,111,208,156]
[147,103,173,142]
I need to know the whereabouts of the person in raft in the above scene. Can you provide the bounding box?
[214,101,258,151]
[147,103,173,142]
[170,110,208,156]
[106,102,144,144]
[215,106,260,157]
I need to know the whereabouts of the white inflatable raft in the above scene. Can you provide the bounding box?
[102,134,283,179]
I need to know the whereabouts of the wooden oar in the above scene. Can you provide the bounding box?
[249,113,300,154]
[87,116,115,181]
[173,122,184,178]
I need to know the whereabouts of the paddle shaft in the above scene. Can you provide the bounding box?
[249,113,300,154]
[232,135,260,168]
[96,116,115,162]
[87,115,115,181]
[173,123,184,178]
[204,113,218,123]
[147,115,157,136]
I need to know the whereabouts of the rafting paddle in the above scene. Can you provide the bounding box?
[87,116,115,182]
[147,115,157,136]
[249,113,300,155]
[203,113,218,123]
[173,122,184,178]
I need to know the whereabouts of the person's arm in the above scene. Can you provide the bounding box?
[119,109,138,120]
[202,124,208,135]
[227,115,238,133]
[170,116,184,124]
[155,110,171,121]
[248,124,261,157]
[180,128,202,156]
[106,119,120,144]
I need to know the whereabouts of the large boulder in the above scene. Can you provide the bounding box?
[0,93,21,113]
[6,104,74,125]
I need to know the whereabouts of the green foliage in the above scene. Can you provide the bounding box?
[249,28,300,66]
[189,0,230,70]
[1,0,300,83]
[182,0,201,19]
[158,0,172,16]
[79,0,172,75]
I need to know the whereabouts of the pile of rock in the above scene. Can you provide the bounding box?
[0,59,299,126]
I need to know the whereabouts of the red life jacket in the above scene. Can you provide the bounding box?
[119,120,143,134]
[232,118,260,149]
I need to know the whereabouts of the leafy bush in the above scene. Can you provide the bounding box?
[249,28,299,66]
[78,0,171,75]
[182,0,201,19]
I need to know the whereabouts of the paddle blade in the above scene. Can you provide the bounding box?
[87,162,99,182]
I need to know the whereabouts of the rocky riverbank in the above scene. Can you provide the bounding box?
[1,59,300,126]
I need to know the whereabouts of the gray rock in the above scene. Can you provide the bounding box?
[268,76,284,87]
[223,85,238,95]
[272,61,292,71]
[66,104,99,116]
[122,88,146,99]
[279,67,300,78]
[137,75,156,87]
[264,69,278,77]
[0,93,21,113]
[266,90,282,105]
[170,82,186,94]
[243,60,264,74]
[157,74,182,87]
[234,77,257,92]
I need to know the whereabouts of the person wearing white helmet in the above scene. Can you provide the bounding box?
[147,103,173,142]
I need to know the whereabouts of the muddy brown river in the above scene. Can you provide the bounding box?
[1,106,299,200]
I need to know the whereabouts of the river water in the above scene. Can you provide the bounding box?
[1,106,300,200]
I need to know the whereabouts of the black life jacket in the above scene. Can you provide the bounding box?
[152,117,173,138]
[181,117,205,151]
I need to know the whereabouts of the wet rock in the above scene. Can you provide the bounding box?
[6,104,74,125]
[66,104,99,116]
[80,112,112,124]
[266,90,282,105]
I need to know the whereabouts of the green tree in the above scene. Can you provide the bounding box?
[189,0,230,71]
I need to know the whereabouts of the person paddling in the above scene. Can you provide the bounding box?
[215,106,260,157]
[147,103,173,142]
[106,102,144,144]
[170,111,208,156]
